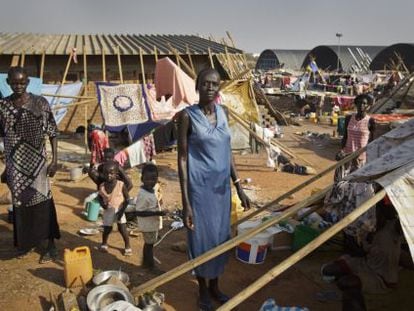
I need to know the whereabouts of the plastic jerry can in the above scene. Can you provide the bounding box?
[64,246,93,288]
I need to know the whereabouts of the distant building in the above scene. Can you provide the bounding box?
[255,49,309,71]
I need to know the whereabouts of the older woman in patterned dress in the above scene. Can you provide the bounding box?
[0,66,60,263]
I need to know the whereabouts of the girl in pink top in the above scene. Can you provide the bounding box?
[341,94,375,168]
[98,161,131,256]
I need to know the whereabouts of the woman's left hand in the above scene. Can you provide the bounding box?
[47,162,58,177]
[236,184,251,211]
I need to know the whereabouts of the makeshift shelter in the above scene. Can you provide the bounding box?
[370,43,414,72]
[255,49,309,71]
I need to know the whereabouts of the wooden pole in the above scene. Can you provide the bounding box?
[233,144,367,227]
[83,49,89,156]
[131,186,331,296]
[218,189,387,310]
[20,52,25,67]
[139,47,146,87]
[153,45,158,63]
[41,93,96,100]
[102,48,106,82]
[167,43,196,79]
[117,46,124,84]
[208,47,215,69]
[51,99,96,111]
[186,44,195,73]
[39,51,46,80]
[226,31,237,48]
[10,55,19,67]
[54,51,73,107]
[219,69,252,91]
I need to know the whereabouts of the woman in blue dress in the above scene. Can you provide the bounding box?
[177,68,250,310]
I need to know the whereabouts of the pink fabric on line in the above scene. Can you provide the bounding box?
[114,150,128,167]
[145,84,189,121]
[90,129,109,165]
[154,57,197,107]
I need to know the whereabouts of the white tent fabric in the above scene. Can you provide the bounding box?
[348,118,414,262]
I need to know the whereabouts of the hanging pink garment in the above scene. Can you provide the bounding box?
[154,57,197,107]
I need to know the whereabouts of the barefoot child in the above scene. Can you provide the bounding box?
[134,163,166,270]
[98,161,132,256]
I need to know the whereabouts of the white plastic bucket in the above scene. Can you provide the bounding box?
[236,220,272,264]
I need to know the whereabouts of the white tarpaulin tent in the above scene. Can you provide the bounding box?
[348,118,414,261]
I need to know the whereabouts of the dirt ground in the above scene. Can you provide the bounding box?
[0,121,413,311]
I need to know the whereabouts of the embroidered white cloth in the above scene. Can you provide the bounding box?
[98,84,148,126]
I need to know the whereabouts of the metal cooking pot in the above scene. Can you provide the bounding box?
[93,270,130,286]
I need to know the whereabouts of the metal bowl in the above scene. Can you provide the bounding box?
[87,284,134,311]
[93,270,130,286]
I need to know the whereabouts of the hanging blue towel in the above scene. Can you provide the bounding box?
[0,73,42,97]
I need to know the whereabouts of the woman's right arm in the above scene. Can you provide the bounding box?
[177,110,194,230]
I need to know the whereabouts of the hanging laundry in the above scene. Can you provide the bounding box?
[96,83,149,130]
[143,134,156,161]
[126,140,146,167]
[145,84,188,121]
[42,82,83,125]
[0,74,42,97]
[154,57,198,107]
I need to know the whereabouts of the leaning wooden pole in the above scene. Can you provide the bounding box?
[153,45,158,63]
[218,189,387,310]
[233,145,367,227]
[20,52,25,67]
[83,48,89,156]
[117,46,124,84]
[186,44,195,73]
[54,51,73,107]
[39,51,46,80]
[102,48,106,82]
[208,47,215,69]
[139,47,146,87]
[131,186,331,296]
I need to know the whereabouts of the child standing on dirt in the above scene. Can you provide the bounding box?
[98,161,132,256]
[134,163,166,271]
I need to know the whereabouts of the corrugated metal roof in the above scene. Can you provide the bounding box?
[256,49,309,70]
[0,33,243,55]
[303,45,385,72]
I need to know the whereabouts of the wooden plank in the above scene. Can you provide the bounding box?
[117,46,124,84]
[39,51,46,79]
[130,186,331,296]
[102,48,106,82]
[153,45,158,62]
[218,190,387,310]
[19,52,25,67]
[208,47,215,69]
[10,55,20,67]
[233,144,368,227]
[139,47,146,86]
[186,44,195,73]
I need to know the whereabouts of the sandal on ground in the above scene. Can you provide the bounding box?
[124,248,132,256]
[209,289,230,304]
[198,296,215,311]
[99,245,109,253]
[39,252,54,264]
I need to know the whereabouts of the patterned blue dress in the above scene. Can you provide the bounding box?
[186,104,231,278]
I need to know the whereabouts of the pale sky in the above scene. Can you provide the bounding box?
[0,0,412,53]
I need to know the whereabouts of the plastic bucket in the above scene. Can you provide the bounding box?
[86,199,100,222]
[236,220,272,264]
[70,167,83,181]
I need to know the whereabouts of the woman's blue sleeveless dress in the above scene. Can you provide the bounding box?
[186,104,231,278]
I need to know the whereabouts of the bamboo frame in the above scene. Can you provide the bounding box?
[42,93,96,100]
[233,144,367,227]
[102,48,106,82]
[51,99,95,111]
[208,47,215,69]
[153,45,158,63]
[83,50,89,156]
[131,186,331,296]
[139,47,146,86]
[117,46,124,84]
[39,51,45,80]
[54,51,73,107]
[218,189,387,310]
[186,44,195,73]
[10,55,18,67]
[20,52,25,67]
